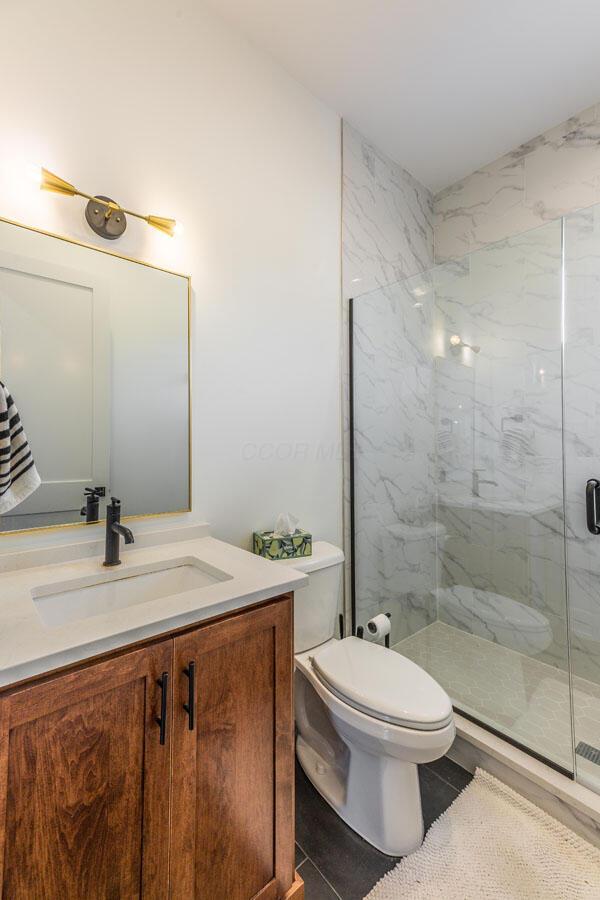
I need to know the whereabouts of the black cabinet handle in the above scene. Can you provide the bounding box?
[587,479,600,535]
[155,671,169,745]
[183,661,195,730]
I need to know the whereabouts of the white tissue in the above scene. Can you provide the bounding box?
[273,511,300,537]
[365,614,391,642]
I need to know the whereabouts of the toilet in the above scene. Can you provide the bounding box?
[277,542,455,856]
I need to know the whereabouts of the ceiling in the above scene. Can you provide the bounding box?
[204,0,600,192]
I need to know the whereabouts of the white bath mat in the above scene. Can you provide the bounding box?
[365,768,600,899]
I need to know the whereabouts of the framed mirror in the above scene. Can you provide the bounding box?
[0,217,191,534]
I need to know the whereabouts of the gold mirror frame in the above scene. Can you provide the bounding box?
[0,214,192,537]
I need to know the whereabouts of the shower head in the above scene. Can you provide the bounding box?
[450,334,480,354]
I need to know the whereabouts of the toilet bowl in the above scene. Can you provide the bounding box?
[276,543,455,856]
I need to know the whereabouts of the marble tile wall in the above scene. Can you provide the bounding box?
[352,276,438,643]
[343,122,434,296]
[433,221,569,670]
[342,122,435,640]
[434,102,600,262]
[431,103,600,675]
[346,105,600,684]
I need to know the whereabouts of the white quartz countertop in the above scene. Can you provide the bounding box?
[0,534,308,688]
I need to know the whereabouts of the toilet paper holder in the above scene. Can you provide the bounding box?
[356,612,392,647]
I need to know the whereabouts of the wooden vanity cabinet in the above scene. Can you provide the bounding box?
[0,594,301,900]
[0,638,173,899]
[171,595,295,899]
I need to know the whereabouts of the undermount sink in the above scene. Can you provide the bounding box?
[32,556,233,628]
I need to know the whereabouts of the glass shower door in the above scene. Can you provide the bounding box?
[352,217,575,775]
[431,220,572,770]
[564,203,600,791]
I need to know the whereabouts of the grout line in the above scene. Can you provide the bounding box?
[424,765,462,796]
[295,846,307,867]
[300,855,344,899]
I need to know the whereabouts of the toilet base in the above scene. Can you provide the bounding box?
[297,734,425,856]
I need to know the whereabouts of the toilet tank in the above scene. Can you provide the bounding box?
[275,542,344,652]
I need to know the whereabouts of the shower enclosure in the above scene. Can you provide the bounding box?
[350,202,600,792]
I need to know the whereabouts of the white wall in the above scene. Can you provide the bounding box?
[0,0,342,552]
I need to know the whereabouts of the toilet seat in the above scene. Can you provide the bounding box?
[311,637,453,731]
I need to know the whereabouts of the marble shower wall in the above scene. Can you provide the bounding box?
[429,101,600,673]
[434,102,600,263]
[433,222,569,671]
[352,276,438,643]
[342,123,434,640]
[343,122,434,296]
[346,101,600,664]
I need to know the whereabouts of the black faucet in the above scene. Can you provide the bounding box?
[103,497,134,567]
[80,486,106,524]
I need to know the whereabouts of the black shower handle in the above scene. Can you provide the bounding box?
[586,479,600,535]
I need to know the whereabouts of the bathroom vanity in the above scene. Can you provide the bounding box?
[0,527,307,899]
[0,215,307,897]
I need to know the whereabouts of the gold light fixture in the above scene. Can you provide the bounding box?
[36,167,182,240]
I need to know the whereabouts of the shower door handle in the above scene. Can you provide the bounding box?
[586,479,600,534]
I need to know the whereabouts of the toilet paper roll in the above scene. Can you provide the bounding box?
[365,613,391,642]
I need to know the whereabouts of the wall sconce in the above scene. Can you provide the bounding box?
[35,167,183,240]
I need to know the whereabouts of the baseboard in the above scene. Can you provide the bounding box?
[450,713,600,848]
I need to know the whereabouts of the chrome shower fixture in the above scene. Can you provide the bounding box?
[450,334,480,354]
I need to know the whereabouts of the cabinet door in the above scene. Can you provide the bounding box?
[0,640,172,900]
[171,597,295,900]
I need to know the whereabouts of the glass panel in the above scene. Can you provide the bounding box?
[353,217,574,772]
[564,203,600,791]
[352,272,437,644]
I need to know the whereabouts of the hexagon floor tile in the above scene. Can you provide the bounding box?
[396,621,600,787]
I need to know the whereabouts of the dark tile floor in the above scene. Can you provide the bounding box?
[295,756,473,900]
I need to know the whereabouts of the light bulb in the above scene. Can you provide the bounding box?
[450,334,462,347]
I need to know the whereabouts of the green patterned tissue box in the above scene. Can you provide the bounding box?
[253,528,312,560]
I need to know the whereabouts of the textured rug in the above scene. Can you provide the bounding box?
[365,768,600,899]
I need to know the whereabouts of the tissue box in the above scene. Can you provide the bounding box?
[253,528,312,560]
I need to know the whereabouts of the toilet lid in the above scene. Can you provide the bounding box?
[312,637,453,731]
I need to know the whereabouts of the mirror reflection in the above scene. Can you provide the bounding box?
[0,218,190,533]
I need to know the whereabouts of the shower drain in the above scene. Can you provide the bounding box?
[576,741,600,766]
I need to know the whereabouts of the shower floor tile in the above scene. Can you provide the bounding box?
[395,621,600,784]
